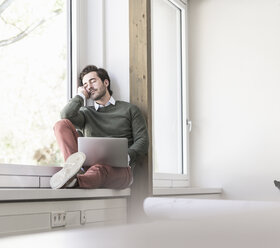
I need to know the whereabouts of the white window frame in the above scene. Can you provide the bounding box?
[69,0,82,97]
[151,0,190,190]
[70,0,106,97]
[0,0,190,192]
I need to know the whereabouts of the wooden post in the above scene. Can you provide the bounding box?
[128,0,153,222]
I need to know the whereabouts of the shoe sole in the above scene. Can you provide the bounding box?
[50,152,86,189]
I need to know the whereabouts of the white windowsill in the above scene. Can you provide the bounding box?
[0,164,132,201]
[153,187,222,196]
[0,188,131,202]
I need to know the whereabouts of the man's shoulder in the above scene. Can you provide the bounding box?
[115,101,140,111]
[115,100,130,105]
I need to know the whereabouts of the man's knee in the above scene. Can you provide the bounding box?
[54,119,74,132]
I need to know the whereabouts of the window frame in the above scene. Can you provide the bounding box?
[0,0,190,191]
[67,0,74,100]
[69,0,81,99]
[151,0,189,189]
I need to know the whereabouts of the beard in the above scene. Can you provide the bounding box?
[90,86,107,101]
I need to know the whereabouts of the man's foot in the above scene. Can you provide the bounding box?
[50,152,86,189]
[274,180,280,190]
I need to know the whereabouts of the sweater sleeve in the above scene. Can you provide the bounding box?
[128,105,149,166]
[60,95,86,130]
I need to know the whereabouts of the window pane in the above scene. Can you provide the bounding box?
[152,0,183,174]
[0,0,67,165]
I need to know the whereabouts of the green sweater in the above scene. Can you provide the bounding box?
[61,95,149,168]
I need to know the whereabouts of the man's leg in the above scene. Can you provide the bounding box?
[77,164,132,189]
[54,119,79,161]
[53,120,132,189]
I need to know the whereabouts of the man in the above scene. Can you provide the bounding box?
[50,65,149,189]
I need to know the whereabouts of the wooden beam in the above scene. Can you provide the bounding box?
[128,0,153,222]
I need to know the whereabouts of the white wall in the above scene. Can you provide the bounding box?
[189,0,280,201]
[78,0,129,102]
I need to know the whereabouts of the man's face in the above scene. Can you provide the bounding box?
[82,71,108,101]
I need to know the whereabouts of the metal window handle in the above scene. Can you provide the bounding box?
[186,119,192,132]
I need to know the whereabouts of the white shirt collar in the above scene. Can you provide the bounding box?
[94,96,115,111]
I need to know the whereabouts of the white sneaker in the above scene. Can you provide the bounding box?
[50,152,86,189]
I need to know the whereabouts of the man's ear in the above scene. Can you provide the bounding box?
[104,79,109,87]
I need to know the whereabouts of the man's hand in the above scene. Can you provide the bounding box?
[78,83,90,99]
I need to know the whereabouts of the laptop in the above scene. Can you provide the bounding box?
[78,137,128,167]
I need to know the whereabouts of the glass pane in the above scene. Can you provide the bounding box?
[0,0,67,165]
[152,0,183,174]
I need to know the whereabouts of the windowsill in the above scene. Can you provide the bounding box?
[0,164,131,202]
[153,187,222,196]
[0,188,131,202]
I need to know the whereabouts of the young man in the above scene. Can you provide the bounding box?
[50,65,149,189]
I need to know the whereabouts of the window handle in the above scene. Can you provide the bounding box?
[186,119,192,132]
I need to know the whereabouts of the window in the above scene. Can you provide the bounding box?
[151,0,189,185]
[0,0,69,166]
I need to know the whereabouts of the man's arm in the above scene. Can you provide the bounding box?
[128,105,149,166]
[60,95,86,130]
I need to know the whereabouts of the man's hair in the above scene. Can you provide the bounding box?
[79,65,113,96]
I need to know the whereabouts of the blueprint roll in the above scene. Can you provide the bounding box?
[143,197,280,220]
